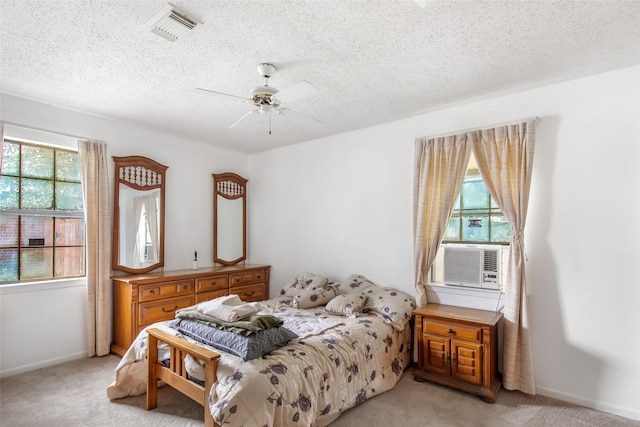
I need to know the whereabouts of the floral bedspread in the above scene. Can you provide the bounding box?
[107,299,412,427]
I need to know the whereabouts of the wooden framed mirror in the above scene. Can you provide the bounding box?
[213,172,247,266]
[112,156,168,274]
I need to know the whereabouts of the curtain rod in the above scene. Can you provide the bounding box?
[0,120,101,142]
[417,116,540,141]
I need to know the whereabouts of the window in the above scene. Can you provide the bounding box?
[443,153,511,244]
[0,139,85,283]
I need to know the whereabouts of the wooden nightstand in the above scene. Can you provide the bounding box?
[413,303,503,403]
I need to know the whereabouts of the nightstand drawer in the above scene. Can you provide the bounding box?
[423,320,481,343]
[139,280,194,302]
[196,275,229,293]
[139,295,194,326]
[230,269,267,287]
[234,283,266,302]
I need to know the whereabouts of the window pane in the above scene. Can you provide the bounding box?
[490,214,511,242]
[0,214,19,246]
[452,192,461,210]
[461,215,489,241]
[20,216,53,247]
[20,248,53,280]
[56,182,84,210]
[21,145,54,179]
[56,151,80,182]
[1,142,20,175]
[444,216,460,241]
[0,248,18,281]
[21,178,53,209]
[461,179,489,209]
[0,176,19,209]
[55,247,84,277]
[490,195,499,209]
[55,218,84,246]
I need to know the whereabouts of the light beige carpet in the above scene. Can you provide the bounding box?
[1,355,637,426]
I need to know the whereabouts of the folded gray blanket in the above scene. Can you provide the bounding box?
[175,305,283,336]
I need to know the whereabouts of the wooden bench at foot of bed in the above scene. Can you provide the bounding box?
[146,328,221,427]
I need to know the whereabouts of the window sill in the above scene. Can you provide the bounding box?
[0,277,86,295]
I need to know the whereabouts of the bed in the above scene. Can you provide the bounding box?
[107,273,416,427]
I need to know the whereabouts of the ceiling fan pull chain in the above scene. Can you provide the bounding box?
[269,112,272,135]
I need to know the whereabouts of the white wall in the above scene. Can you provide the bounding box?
[249,66,640,420]
[0,93,248,376]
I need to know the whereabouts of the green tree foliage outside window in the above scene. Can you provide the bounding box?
[444,171,511,244]
[0,140,85,283]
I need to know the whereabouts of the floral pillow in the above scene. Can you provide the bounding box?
[279,272,329,297]
[292,288,335,309]
[325,293,368,317]
[339,274,378,294]
[362,286,416,331]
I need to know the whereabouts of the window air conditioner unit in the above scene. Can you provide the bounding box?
[443,244,501,290]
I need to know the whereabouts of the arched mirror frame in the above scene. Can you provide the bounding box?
[213,172,247,266]
[112,156,168,274]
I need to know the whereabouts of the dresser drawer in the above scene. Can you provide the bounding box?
[230,269,267,287]
[139,280,194,302]
[233,283,266,302]
[423,320,481,343]
[196,275,229,293]
[139,295,194,326]
[195,289,229,304]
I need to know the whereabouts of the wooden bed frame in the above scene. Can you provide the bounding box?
[146,328,221,427]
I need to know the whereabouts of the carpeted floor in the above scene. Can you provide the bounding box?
[1,355,638,426]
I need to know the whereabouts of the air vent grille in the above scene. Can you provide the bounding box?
[483,250,498,272]
[146,5,200,42]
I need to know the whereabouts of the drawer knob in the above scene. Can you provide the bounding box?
[183,285,189,290]
[161,305,179,313]
[447,328,454,334]
[149,290,155,294]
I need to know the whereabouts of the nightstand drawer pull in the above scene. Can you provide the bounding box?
[161,305,178,313]
[447,328,454,334]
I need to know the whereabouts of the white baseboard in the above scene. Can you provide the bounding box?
[536,385,640,421]
[0,351,88,378]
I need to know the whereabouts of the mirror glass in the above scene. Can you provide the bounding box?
[112,156,168,274]
[213,173,247,265]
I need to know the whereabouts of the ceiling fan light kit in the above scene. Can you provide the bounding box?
[195,63,321,135]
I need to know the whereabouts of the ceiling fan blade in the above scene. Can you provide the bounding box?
[273,81,318,104]
[278,107,324,125]
[194,87,249,103]
[230,110,258,129]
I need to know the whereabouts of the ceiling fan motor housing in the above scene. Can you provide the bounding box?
[250,85,279,106]
[257,63,277,79]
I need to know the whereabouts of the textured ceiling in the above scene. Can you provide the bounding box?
[1,0,639,154]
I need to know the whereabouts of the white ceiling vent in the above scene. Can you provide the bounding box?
[146,4,201,42]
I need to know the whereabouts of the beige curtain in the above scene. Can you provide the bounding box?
[78,140,111,357]
[413,133,471,306]
[470,119,537,394]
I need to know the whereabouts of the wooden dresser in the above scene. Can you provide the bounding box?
[413,304,503,402]
[111,264,270,356]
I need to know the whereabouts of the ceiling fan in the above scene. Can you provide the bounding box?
[195,63,322,134]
